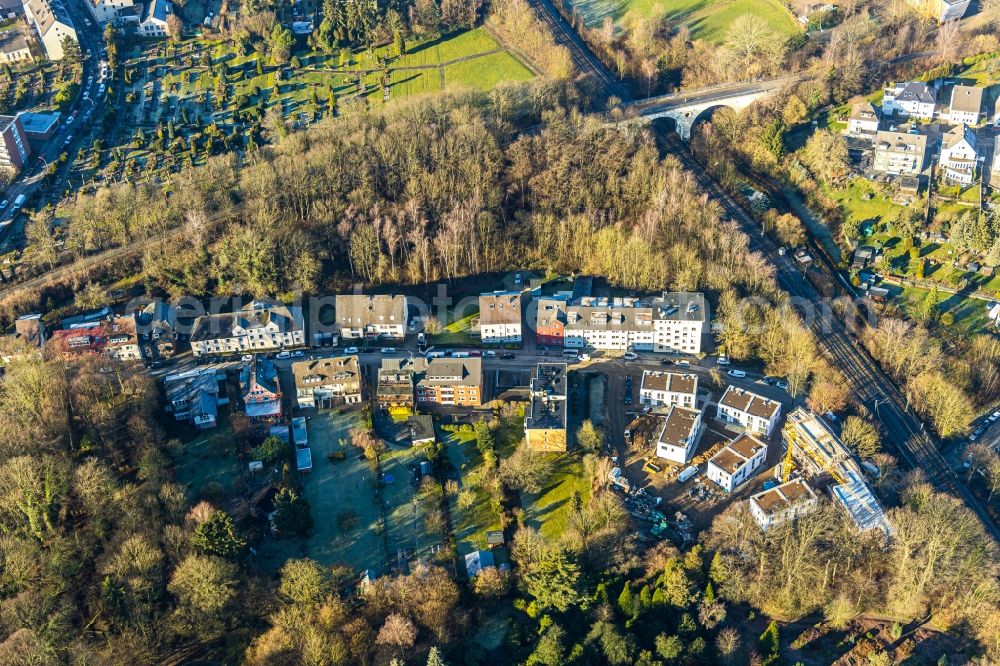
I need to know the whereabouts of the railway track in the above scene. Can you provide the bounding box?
[526,0,632,103]
[665,134,1000,541]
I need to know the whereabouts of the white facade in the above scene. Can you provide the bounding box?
[948,85,982,125]
[24,0,77,61]
[706,433,768,493]
[563,293,706,354]
[191,302,306,356]
[335,294,408,340]
[480,321,521,343]
[716,386,781,437]
[847,102,879,136]
[655,406,703,464]
[940,125,978,184]
[749,479,818,531]
[639,371,697,408]
[84,0,135,23]
[882,82,935,120]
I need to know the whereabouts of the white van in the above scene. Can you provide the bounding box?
[727,369,746,378]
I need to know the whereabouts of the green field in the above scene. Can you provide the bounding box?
[521,452,592,540]
[564,0,800,41]
[442,428,504,556]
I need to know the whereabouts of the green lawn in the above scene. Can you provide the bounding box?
[521,452,592,540]
[894,285,992,335]
[174,420,242,504]
[442,428,504,556]
[564,0,799,41]
[429,307,480,346]
[444,52,534,90]
[825,179,905,227]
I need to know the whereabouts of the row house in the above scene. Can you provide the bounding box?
[0,32,33,66]
[163,368,226,430]
[706,432,768,493]
[335,294,407,340]
[749,479,818,531]
[377,357,422,407]
[416,357,482,407]
[939,124,978,184]
[561,292,706,354]
[84,0,136,24]
[49,316,141,361]
[190,301,305,356]
[292,356,362,408]
[717,386,781,437]
[639,371,697,409]
[535,297,568,346]
[654,405,703,464]
[241,356,282,420]
[478,291,522,344]
[949,85,983,125]
[103,316,142,361]
[524,363,568,452]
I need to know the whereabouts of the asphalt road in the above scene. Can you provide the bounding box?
[0,4,108,253]
[663,133,1000,543]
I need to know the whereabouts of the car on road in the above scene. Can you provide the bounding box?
[966,453,975,468]
[727,369,746,378]
[500,352,515,360]
[242,354,253,362]
[716,356,730,366]
[514,273,522,285]
[675,359,690,366]
[343,346,359,354]
[276,351,291,359]
[482,350,497,358]
[293,350,305,357]
[623,351,638,361]
[824,411,838,422]
[624,392,633,405]
[659,358,672,366]
[776,380,789,390]
[380,347,396,354]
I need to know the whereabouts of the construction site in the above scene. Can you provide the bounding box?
[780,408,891,536]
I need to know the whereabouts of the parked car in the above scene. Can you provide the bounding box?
[276,351,291,359]
[293,351,305,357]
[659,358,672,366]
[623,352,638,361]
[727,369,746,378]
[500,352,515,360]
[482,350,497,358]
[242,354,253,362]
[776,380,789,390]
[343,346,360,354]
[380,347,396,354]
[717,356,730,366]
[514,273,522,285]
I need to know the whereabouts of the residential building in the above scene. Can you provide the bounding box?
[133,300,177,357]
[949,85,983,125]
[706,433,768,493]
[0,0,23,18]
[562,292,706,354]
[377,357,422,408]
[49,324,106,355]
[873,129,929,176]
[292,356,362,408]
[416,357,482,407]
[901,0,971,22]
[524,362,568,452]
[84,0,136,24]
[103,316,142,361]
[163,368,225,429]
[23,0,77,60]
[0,313,46,363]
[783,408,890,536]
[241,356,282,420]
[847,101,880,136]
[717,386,781,437]
[478,291,522,344]
[882,81,936,119]
[335,294,407,340]
[0,114,30,170]
[0,31,33,65]
[639,371,697,409]
[190,301,305,356]
[939,124,978,184]
[654,405,703,464]
[535,297,568,346]
[749,479,818,530]
[139,0,170,36]
[409,414,435,446]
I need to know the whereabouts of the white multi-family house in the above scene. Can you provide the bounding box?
[478,291,522,344]
[335,294,408,340]
[292,356,362,408]
[190,301,306,356]
[139,0,171,36]
[84,0,136,24]
[873,128,929,176]
[940,124,978,184]
[654,405,703,464]
[706,433,768,493]
[639,371,697,409]
[847,101,880,136]
[717,386,781,437]
[0,32,33,65]
[882,81,936,120]
[749,479,818,530]
[23,0,77,61]
[949,85,983,125]
[563,292,706,354]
